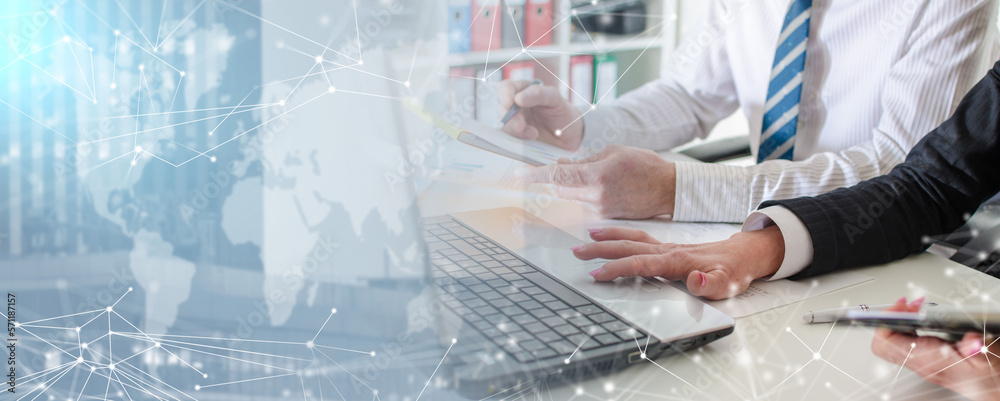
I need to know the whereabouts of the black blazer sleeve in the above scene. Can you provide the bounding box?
[760,61,1000,279]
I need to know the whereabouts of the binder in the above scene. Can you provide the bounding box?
[501,0,527,49]
[524,0,552,47]
[475,68,503,124]
[502,61,534,81]
[471,0,502,52]
[593,53,618,103]
[569,55,594,108]
[448,0,472,53]
[448,67,477,120]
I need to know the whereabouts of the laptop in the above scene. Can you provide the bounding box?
[421,206,735,397]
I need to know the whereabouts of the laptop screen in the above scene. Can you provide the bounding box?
[1,0,463,399]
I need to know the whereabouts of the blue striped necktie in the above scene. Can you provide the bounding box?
[758,0,812,163]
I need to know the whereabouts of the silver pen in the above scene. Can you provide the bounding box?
[803,302,938,324]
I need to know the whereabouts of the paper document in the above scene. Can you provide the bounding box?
[671,271,873,318]
[403,98,577,166]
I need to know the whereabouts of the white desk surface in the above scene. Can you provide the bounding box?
[421,177,998,401]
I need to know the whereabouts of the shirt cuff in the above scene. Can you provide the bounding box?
[673,161,752,223]
[742,206,814,280]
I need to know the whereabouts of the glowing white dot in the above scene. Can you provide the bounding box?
[813,353,821,360]
[82,343,88,349]
[328,86,336,93]
[195,385,201,391]
[208,131,214,136]
[331,308,337,314]
[564,358,570,364]
[315,56,323,64]
[210,156,217,163]
[62,36,70,42]
[603,382,614,393]
[138,64,144,71]
[76,357,84,363]
[369,351,376,357]
[114,30,120,36]
[155,342,161,348]
[128,287,133,292]
[910,342,916,348]
[640,353,646,359]
[180,71,186,77]
[451,338,457,344]
[825,382,831,388]
[278,100,286,106]
[403,81,410,87]
[576,387,584,395]
[785,327,791,332]
[203,374,208,379]
[106,306,112,312]
[358,60,364,65]
[590,104,596,110]
[131,160,137,166]
[74,327,80,332]
[554,129,562,136]
[306,341,314,349]
[982,346,989,354]
[134,146,142,153]
[90,366,95,372]
[109,364,115,371]
[110,83,117,89]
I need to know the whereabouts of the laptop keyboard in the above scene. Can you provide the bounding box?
[424,218,648,363]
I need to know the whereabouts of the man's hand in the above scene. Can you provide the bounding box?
[571,226,785,300]
[519,144,676,219]
[872,298,1000,401]
[497,80,584,151]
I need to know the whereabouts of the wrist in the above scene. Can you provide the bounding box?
[730,225,784,279]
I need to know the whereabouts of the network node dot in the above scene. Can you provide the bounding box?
[63,36,71,42]
[195,385,201,391]
[640,353,646,359]
[785,327,791,332]
[315,56,323,64]
[109,364,115,371]
[77,357,84,364]
[331,308,338,314]
[131,160,136,166]
[82,343,88,349]
[911,343,916,348]
[306,341,314,349]
[563,359,570,365]
[451,338,457,344]
[554,129,562,136]
[576,387,584,395]
[90,366,95,372]
[590,104,596,110]
[110,83,117,89]
[210,156,217,163]
[106,306,113,312]
[208,131,214,136]
[75,327,80,332]
[114,30,120,36]
[278,100,286,106]
[369,351,376,357]
[180,71,186,77]
[982,346,990,354]
[155,342,161,348]
[813,353,821,360]
[139,64,144,71]
[203,374,208,379]
[328,86,336,93]
[134,146,142,153]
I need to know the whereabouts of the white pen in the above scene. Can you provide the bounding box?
[802,302,939,324]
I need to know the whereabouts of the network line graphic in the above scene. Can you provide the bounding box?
[4,1,1000,401]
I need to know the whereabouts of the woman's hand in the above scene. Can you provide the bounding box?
[571,226,785,300]
[871,297,1000,401]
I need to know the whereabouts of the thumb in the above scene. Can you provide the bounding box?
[685,270,742,300]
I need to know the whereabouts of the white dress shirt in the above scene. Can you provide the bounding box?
[580,0,999,223]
